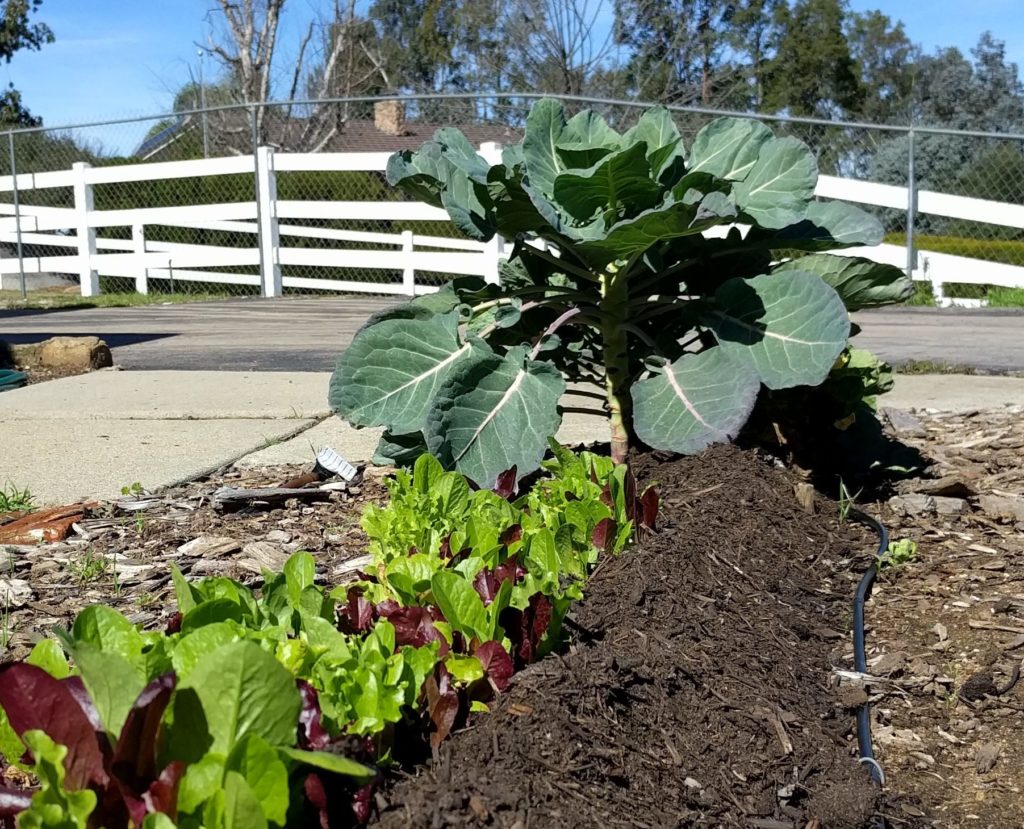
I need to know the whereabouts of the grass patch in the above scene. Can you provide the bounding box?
[887,232,1024,266]
[896,359,977,375]
[0,482,33,512]
[883,237,1024,307]
[67,549,110,585]
[987,286,1024,307]
[0,289,245,311]
[905,281,936,306]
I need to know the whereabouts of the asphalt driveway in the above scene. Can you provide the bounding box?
[2,298,1021,373]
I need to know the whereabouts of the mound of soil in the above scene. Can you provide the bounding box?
[376,446,884,828]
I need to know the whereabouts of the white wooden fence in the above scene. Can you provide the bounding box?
[0,142,1022,305]
[0,143,506,298]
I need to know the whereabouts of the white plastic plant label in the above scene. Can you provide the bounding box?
[316,446,358,481]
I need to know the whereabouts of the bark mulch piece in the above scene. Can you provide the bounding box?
[376,445,887,829]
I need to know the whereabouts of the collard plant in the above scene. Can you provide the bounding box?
[330,99,913,486]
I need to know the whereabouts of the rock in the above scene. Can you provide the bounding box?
[888,494,935,516]
[975,743,1001,774]
[4,342,42,368]
[977,494,1024,523]
[0,578,32,608]
[960,671,998,701]
[837,685,869,708]
[871,652,907,677]
[933,496,968,515]
[38,336,112,371]
[881,407,926,438]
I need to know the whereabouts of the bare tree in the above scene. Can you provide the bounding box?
[503,0,616,96]
[204,0,286,144]
[295,0,389,151]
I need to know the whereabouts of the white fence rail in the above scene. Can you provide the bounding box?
[0,144,1022,305]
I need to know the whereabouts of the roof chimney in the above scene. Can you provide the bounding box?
[374,99,406,137]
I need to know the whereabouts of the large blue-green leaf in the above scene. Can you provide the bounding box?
[330,310,484,434]
[555,110,619,169]
[440,173,496,240]
[431,127,491,182]
[706,271,849,389]
[426,346,565,488]
[387,130,495,239]
[372,429,427,467]
[622,106,685,178]
[772,254,914,310]
[521,98,568,197]
[488,167,568,237]
[553,142,661,221]
[689,117,772,181]
[770,201,885,250]
[733,137,817,229]
[575,190,736,263]
[631,349,761,454]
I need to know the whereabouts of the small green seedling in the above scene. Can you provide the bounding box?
[68,549,110,585]
[120,482,144,497]
[837,479,861,523]
[0,482,33,512]
[879,538,917,571]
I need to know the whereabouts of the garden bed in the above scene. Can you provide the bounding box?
[4,410,1023,827]
[374,446,885,828]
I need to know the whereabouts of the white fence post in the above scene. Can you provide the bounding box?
[255,146,282,297]
[401,230,416,294]
[132,223,149,295]
[72,161,99,296]
[478,142,504,285]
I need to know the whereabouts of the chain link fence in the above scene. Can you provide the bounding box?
[1,94,1022,306]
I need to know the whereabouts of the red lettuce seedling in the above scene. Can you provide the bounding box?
[0,664,182,827]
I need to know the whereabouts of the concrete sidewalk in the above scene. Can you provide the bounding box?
[3,370,1024,505]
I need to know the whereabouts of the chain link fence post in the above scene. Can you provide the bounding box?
[256,145,282,297]
[250,103,271,298]
[7,131,27,299]
[905,127,919,294]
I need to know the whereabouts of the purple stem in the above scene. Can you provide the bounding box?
[529,307,582,359]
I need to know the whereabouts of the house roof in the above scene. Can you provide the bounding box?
[136,110,520,159]
[325,120,521,153]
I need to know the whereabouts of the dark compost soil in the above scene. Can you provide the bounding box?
[375,445,888,829]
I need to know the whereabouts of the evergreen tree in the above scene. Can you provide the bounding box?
[613,0,736,104]
[846,9,917,124]
[0,0,54,126]
[762,0,861,118]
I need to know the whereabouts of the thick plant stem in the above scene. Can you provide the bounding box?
[599,267,631,464]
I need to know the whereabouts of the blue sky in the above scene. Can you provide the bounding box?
[5,0,1023,134]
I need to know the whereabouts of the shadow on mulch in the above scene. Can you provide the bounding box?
[374,445,920,829]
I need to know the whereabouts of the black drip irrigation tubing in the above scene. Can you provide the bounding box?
[849,507,890,826]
